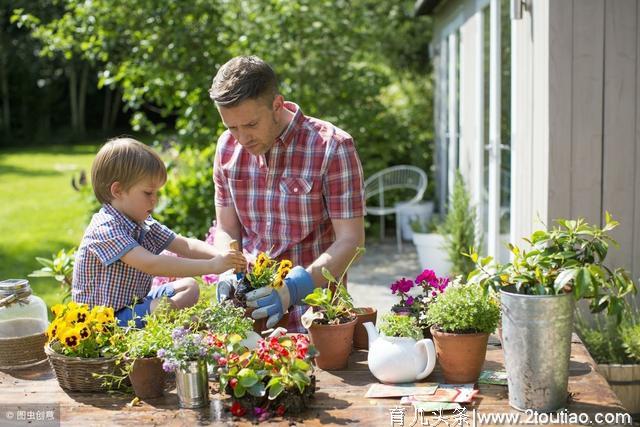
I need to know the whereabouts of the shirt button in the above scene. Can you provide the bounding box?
[294,188,299,193]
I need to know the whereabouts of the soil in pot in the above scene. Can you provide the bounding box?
[430,326,489,384]
[129,356,166,399]
[353,307,377,349]
[308,317,357,370]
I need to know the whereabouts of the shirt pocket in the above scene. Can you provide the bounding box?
[278,176,324,241]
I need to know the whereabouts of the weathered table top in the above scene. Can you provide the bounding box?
[0,335,631,426]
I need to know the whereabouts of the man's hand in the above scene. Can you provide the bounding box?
[245,266,315,328]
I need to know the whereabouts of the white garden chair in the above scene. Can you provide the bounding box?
[364,165,428,252]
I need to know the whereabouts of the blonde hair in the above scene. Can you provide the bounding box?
[91,137,167,204]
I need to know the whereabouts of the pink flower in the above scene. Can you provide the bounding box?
[390,278,414,294]
[415,269,437,286]
[406,296,414,306]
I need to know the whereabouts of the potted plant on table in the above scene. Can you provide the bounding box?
[389,269,450,338]
[212,332,318,420]
[44,302,124,392]
[300,248,364,370]
[425,279,500,384]
[468,214,637,412]
[364,313,436,384]
[228,250,293,333]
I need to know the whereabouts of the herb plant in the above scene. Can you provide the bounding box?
[379,314,423,340]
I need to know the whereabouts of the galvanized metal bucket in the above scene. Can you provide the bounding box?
[175,359,209,409]
[500,285,575,412]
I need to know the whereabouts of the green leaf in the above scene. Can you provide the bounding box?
[247,382,266,397]
[321,267,338,284]
[233,383,246,398]
[554,269,576,294]
[267,377,284,400]
[237,368,259,388]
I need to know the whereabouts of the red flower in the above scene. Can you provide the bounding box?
[229,378,238,389]
[219,357,227,366]
[275,404,286,417]
[231,401,246,417]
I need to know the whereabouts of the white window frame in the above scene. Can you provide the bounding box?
[433,0,509,261]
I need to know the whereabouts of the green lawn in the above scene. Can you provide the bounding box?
[0,144,99,310]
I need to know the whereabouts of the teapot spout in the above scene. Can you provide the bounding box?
[363,322,378,347]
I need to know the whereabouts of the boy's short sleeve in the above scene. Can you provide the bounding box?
[86,224,139,266]
[142,219,176,254]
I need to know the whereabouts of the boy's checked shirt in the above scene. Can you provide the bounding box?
[72,203,175,311]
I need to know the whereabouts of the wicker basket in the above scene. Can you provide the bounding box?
[44,343,120,392]
[0,332,47,369]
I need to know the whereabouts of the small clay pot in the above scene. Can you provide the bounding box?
[430,326,489,384]
[128,356,166,399]
[353,307,377,349]
[308,318,357,370]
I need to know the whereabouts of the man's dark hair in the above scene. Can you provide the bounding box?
[209,56,279,107]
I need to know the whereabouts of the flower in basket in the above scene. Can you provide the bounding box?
[230,251,292,307]
[212,331,318,420]
[46,302,121,358]
[158,326,212,372]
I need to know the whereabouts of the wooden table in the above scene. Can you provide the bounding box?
[0,335,632,426]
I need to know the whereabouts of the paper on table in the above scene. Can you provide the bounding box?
[400,386,478,404]
[365,383,438,398]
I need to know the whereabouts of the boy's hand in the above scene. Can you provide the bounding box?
[213,249,246,274]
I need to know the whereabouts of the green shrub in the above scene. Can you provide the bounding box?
[576,313,630,364]
[621,323,640,363]
[379,313,423,341]
[439,171,481,277]
[155,143,216,238]
[426,281,500,334]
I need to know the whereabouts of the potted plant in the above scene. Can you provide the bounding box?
[228,250,293,332]
[389,269,450,338]
[300,248,364,370]
[211,332,318,420]
[158,326,213,408]
[577,311,640,416]
[352,306,377,350]
[44,302,125,392]
[468,214,637,412]
[438,170,481,278]
[364,313,435,384]
[426,279,500,384]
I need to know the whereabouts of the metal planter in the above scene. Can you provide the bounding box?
[175,359,209,409]
[500,285,575,412]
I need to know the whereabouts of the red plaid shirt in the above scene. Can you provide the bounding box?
[214,102,365,330]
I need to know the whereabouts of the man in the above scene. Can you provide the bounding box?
[209,55,365,331]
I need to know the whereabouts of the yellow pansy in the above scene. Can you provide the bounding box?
[51,304,65,319]
[77,323,91,340]
[278,259,292,271]
[61,328,81,348]
[90,306,114,324]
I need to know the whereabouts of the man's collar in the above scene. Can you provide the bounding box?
[276,102,304,146]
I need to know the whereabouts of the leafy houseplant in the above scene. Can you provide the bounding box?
[379,313,423,341]
[438,170,480,278]
[211,332,318,420]
[426,281,500,383]
[467,214,638,412]
[300,247,364,370]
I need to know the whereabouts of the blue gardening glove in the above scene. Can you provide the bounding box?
[245,266,315,329]
[215,271,239,302]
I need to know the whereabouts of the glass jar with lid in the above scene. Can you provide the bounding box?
[0,279,48,368]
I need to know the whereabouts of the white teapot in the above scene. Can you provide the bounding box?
[364,321,436,383]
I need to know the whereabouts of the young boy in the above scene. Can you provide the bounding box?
[72,137,246,327]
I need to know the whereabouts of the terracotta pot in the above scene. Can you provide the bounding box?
[430,326,489,384]
[308,318,357,370]
[129,356,166,399]
[245,308,290,334]
[353,307,377,349]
